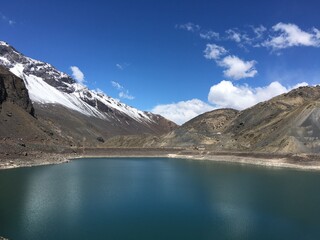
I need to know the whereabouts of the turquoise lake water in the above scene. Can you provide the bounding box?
[0,157,320,239]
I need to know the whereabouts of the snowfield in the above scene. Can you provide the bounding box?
[0,41,154,124]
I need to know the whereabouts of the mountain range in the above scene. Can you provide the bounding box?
[106,85,320,154]
[0,41,176,158]
[1,40,320,162]
[159,86,320,153]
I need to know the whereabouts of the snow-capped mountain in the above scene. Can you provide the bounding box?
[0,41,175,134]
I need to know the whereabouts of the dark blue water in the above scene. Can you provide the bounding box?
[0,158,320,240]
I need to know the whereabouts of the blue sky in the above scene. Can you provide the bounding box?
[2,0,320,124]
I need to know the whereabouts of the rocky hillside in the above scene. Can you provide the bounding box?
[0,41,178,161]
[0,66,34,115]
[147,108,238,148]
[107,85,320,154]
[158,86,320,153]
[0,66,68,158]
[0,41,176,140]
[2,40,319,156]
[0,64,175,161]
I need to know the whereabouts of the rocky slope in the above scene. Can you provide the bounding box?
[0,65,34,115]
[0,41,176,141]
[2,40,320,157]
[107,86,320,154]
[0,66,67,159]
[159,86,320,153]
[0,41,178,161]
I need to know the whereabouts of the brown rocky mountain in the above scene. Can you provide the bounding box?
[2,40,320,159]
[0,63,176,160]
[0,41,177,151]
[0,66,62,158]
[159,85,320,153]
[0,66,34,115]
[106,86,320,154]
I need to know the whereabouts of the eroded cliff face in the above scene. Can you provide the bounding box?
[0,66,34,116]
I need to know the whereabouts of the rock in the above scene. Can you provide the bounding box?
[0,66,34,116]
[97,137,105,143]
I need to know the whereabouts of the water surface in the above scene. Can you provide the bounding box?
[0,157,320,239]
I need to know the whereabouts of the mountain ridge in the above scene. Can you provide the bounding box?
[0,40,177,137]
[162,85,320,153]
[1,40,320,169]
[0,40,177,164]
[105,85,320,154]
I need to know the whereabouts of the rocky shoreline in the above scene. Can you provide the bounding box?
[168,153,320,171]
[1,148,320,171]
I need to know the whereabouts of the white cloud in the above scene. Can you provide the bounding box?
[226,29,242,42]
[116,64,123,70]
[292,82,309,89]
[70,66,85,84]
[111,81,123,90]
[208,80,308,110]
[203,44,257,80]
[111,81,134,100]
[119,91,134,100]
[263,22,320,49]
[1,13,15,25]
[116,63,130,70]
[151,99,215,125]
[204,44,227,60]
[200,30,220,40]
[218,55,257,80]
[314,27,320,39]
[252,25,267,38]
[151,80,309,125]
[225,28,256,49]
[176,22,200,32]
[94,88,105,94]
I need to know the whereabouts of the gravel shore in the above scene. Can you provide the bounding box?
[1,148,320,171]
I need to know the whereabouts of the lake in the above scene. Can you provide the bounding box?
[0,157,320,239]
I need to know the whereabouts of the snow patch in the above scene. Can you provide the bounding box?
[1,42,154,124]
[10,64,105,118]
[0,41,9,47]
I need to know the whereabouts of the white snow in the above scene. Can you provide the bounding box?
[0,56,11,65]
[0,41,9,47]
[89,91,153,122]
[9,63,24,79]
[9,63,153,123]
[1,42,155,124]
[10,64,105,118]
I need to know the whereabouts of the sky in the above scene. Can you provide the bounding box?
[2,0,320,124]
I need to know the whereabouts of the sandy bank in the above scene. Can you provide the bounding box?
[167,153,320,171]
[1,148,320,171]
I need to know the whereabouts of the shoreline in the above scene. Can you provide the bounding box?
[1,148,320,171]
[167,154,320,171]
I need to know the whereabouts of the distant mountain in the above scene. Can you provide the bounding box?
[0,41,177,146]
[157,86,320,153]
[106,85,320,154]
[4,40,320,156]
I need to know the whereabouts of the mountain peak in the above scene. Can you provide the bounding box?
[0,41,9,47]
[0,40,177,134]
